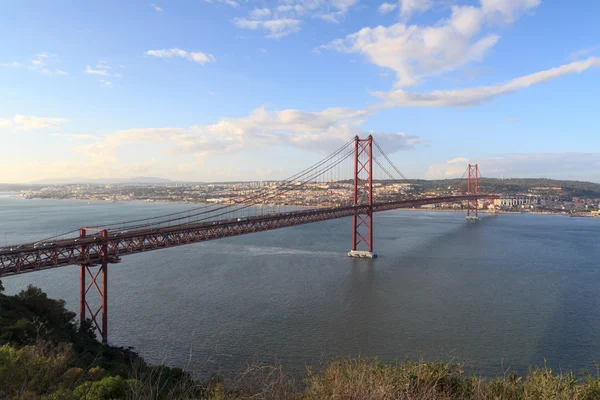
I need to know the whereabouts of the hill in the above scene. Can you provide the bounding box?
[394,178,600,198]
[28,176,174,185]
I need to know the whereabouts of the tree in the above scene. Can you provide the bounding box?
[79,318,97,340]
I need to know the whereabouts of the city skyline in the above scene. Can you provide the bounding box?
[2,0,600,184]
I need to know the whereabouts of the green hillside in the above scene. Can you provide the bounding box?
[390,178,600,198]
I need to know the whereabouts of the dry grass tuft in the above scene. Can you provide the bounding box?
[199,358,600,400]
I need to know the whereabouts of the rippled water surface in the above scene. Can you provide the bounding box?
[2,195,600,378]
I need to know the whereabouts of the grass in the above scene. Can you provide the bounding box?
[201,358,600,400]
[297,358,600,400]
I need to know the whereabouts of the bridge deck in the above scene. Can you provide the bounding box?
[0,195,494,276]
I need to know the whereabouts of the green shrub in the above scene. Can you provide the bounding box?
[73,375,138,400]
[0,342,74,397]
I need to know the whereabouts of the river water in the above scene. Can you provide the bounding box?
[2,195,600,379]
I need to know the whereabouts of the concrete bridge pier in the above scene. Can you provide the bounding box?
[348,250,377,259]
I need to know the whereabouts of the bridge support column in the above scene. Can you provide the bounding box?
[466,164,479,221]
[348,135,377,259]
[79,228,109,343]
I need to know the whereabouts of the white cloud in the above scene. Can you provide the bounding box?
[378,3,397,14]
[426,153,600,182]
[40,68,62,76]
[31,53,57,67]
[68,106,422,170]
[373,57,600,107]
[52,133,98,141]
[307,0,359,23]
[276,4,306,14]
[314,11,343,23]
[399,0,433,21]
[146,48,216,64]
[320,0,540,87]
[85,65,109,76]
[234,18,302,39]
[85,61,122,85]
[0,114,67,131]
[0,61,22,68]
[234,7,303,39]
[249,8,271,19]
[1,53,67,76]
[205,0,239,7]
[425,157,471,179]
[232,0,359,38]
[150,3,163,12]
[480,0,541,24]
[569,44,600,60]
[31,53,66,75]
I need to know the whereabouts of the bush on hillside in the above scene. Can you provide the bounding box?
[0,284,203,399]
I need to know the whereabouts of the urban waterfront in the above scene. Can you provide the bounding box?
[2,194,600,380]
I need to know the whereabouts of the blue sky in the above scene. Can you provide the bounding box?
[1,0,599,183]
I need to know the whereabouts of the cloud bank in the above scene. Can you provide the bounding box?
[321,0,540,87]
[0,115,67,131]
[373,57,600,107]
[427,153,600,182]
[71,106,423,166]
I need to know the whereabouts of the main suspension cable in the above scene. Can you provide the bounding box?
[99,138,355,231]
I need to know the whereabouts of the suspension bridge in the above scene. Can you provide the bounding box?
[0,136,494,342]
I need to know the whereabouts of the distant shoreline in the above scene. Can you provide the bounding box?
[395,208,572,216]
[397,208,497,214]
[8,195,212,206]
[6,195,589,218]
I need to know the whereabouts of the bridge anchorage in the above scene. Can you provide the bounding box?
[0,135,495,342]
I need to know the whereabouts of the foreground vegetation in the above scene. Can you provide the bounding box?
[2,280,600,399]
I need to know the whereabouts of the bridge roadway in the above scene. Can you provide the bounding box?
[0,195,494,276]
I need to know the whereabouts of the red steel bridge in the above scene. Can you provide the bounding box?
[0,136,494,342]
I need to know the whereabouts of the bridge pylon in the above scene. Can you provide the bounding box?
[79,228,109,343]
[348,135,377,259]
[466,164,480,221]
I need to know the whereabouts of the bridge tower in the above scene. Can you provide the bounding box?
[466,164,480,221]
[79,228,109,343]
[348,135,377,259]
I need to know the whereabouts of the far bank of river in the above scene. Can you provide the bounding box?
[8,194,592,218]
